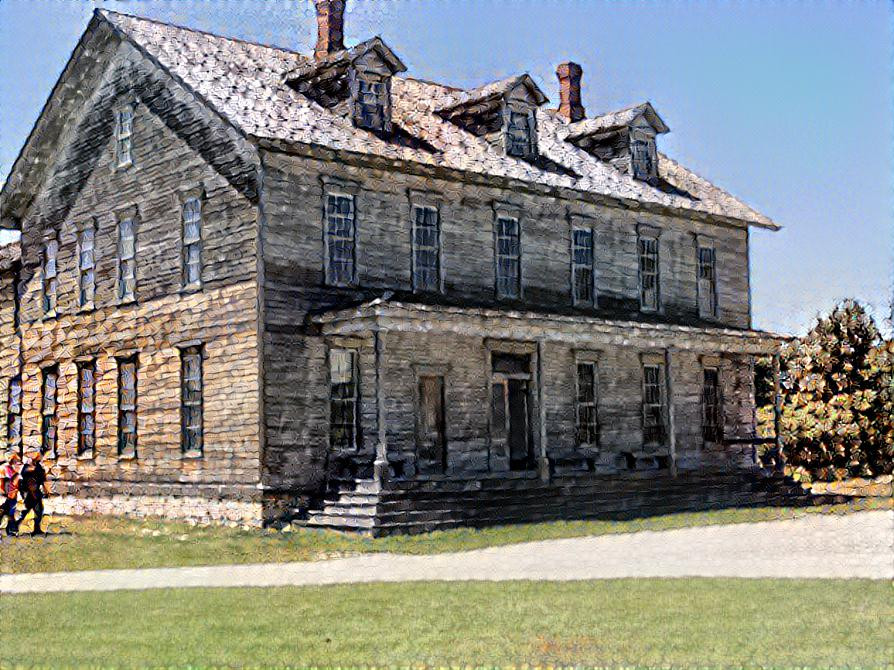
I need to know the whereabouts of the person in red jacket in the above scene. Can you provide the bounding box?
[1,452,22,536]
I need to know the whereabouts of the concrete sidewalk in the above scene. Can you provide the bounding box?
[1,510,891,594]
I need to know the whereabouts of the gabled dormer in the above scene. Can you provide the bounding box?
[437,74,548,160]
[564,102,669,182]
[286,0,406,135]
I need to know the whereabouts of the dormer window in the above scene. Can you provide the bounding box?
[353,73,389,132]
[630,128,657,181]
[505,108,536,159]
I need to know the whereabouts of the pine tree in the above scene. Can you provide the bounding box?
[780,300,894,480]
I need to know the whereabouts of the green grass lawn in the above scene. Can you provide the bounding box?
[2,579,890,667]
[2,498,889,575]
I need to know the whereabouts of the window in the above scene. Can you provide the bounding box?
[416,374,446,473]
[702,368,722,443]
[506,109,535,158]
[117,216,136,302]
[631,129,656,180]
[41,366,58,458]
[7,376,22,455]
[78,225,95,308]
[42,236,58,315]
[182,197,203,288]
[495,216,521,299]
[77,361,96,457]
[181,346,203,456]
[412,205,441,293]
[117,356,138,458]
[116,105,134,167]
[576,362,599,447]
[638,234,660,311]
[324,194,356,286]
[329,349,359,451]
[572,228,595,306]
[642,364,666,445]
[697,245,717,319]
[354,77,387,131]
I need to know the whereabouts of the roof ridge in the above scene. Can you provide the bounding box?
[97,8,310,59]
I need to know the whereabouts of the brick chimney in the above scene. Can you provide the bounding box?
[314,0,345,60]
[556,62,585,122]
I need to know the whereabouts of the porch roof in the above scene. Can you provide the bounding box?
[310,297,788,355]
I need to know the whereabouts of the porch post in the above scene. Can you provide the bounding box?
[373,328,389,485]
[772,351,785,473]
[664,347,678,477]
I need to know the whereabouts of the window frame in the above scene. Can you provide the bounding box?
[116,211,138,304]
[180,345,204,458]
[571,226,596,307]
[641,362,667,447]
[116,355,138,459]
[352,74,390,132]
[637,225,661,312]
[630,127,657,180]
[42,233,59,317]
[494,214,522,300]
[7,376,22,456]
[181,194,204,291]
[702,366,723,445]
[410,203,443,294]
[115,103,135,169]
[574,357,600,449]
[328,347,361,453]
[323,192,357,287]
[40,365,59,458]
[76,359,96,458]
[504,106,537,159]
[77,220,97,310]
[697,240,718,320]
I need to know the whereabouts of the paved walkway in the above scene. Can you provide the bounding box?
[2,511,891,594]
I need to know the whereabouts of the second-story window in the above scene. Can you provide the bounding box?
[117,216,136,302]
[412,205,441,293]
[572,228,595,306]
[506,109,536,158]
[638,233,660,312]
[42,236,58,316]
[181,346,204,456]
[324,193,356,286]
[182,197,203,288]
[7,376,22,455]
[117,355,138,459]
[77,360,96,458]
[495,216,521,299]
[697,244,717,319]
[41,366,58,458]
[116,104,134,168]
[78,225,95,308]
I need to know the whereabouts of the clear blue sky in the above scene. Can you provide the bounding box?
[1,0,891,336]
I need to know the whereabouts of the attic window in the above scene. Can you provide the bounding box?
[505,109,536,158]
[630,129,657,180]
[352,73,389,133]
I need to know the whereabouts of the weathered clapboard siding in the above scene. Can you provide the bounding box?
[11,38,264,509]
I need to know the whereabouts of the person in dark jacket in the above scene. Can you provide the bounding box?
[18,451,50,536]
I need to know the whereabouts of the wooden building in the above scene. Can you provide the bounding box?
[0,2,785,532]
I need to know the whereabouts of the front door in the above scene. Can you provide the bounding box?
[490,352,533,471]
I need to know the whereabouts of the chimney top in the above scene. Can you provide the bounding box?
[314,0,345,61]
[556,61,585,123]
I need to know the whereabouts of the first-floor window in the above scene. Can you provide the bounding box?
[416,374,446,472]
[117,356,138,458]
[329,349,359,450]
[181,346,204,456]
[77,361,96,457]
[642,363,666,445]
[41,366,59,457]
[576,361,599,447]
[702,367,722,443]
[7,376,22,455]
